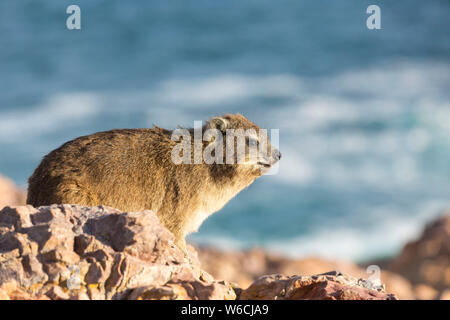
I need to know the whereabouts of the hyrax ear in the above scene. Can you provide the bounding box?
[208,117,229,132]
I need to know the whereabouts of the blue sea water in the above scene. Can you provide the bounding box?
[0,0,449,261]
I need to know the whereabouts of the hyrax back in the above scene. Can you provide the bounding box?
[27,114,281,252]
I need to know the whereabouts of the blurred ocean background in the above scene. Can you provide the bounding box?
[0,0,449,261]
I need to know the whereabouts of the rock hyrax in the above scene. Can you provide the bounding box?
[27,113,281,254]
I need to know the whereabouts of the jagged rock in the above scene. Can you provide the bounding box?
[197,247,415,299]
[0,205,235,300]
[238,271,397,300]
[0,203,400,300]
[389,213,450,293]
[198,214,450,300]
[197,247,366,289]
[0,175,26,210]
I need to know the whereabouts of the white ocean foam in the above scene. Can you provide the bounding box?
[192,200,449,261]
[268,200,450,261]
[0,92,101,143]
[180,62,450,260]
[1,62,447,187]
[323,62,450,100]
[263,63,450,189]
[275,147,316,184]
[156,74,304,106]
[2,61,449,261]
[188,233,244,251]
[2,61,447,190]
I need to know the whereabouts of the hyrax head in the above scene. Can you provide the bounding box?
[203,113,281,176]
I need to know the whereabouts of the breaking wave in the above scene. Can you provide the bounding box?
[1,60,449,261]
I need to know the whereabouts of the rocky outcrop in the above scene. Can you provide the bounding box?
[197,247,415,299]
[197,213,450,300]
[0,173,444,300]
[0,205,235,300]
[0,204,399,300]
[197,247,364,288]
[389,213,450,296]
[0,175,26,210]
[238,271,397,300]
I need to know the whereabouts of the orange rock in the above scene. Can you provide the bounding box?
[0,204,235,300]
[413,283,438,300]
[238,272,397,300]
[197,246,416,299]
[439,289,450,300]
[0,175,26,210]
[389,213,450,294]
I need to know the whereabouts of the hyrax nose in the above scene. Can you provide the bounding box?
[272,149,282,161]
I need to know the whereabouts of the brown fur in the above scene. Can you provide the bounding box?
[27,114,281,253]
